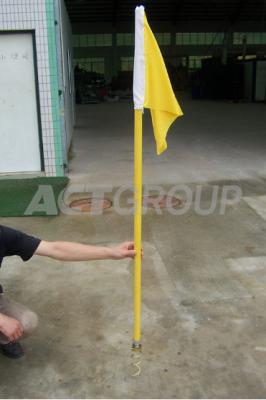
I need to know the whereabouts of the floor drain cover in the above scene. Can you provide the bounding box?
[69,197,112,212]
[143,195,183,209]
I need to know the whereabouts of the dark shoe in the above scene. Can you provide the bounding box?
[0,341,24,359]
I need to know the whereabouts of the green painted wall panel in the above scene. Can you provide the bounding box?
[45,0,64,176]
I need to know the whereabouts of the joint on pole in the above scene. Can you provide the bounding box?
[132,341,142,351]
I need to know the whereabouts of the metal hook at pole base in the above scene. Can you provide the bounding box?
[131,341,142,377]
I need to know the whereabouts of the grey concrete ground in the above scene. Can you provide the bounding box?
[1,99,266,398]
[69,97,266,186]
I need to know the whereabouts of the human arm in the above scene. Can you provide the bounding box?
[35,240,137,261]
[0,313,23,341]
[0,225,141,263]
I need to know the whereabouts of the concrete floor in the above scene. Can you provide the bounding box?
[69,97,266,186]
[1,99,266,398]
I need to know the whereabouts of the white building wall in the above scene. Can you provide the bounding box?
[0,0,63,176]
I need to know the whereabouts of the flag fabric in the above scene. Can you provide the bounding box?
[133,6,183,155]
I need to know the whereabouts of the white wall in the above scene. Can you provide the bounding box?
[255,61,266,101]
[0,33,42,173]
[0,0,62,176]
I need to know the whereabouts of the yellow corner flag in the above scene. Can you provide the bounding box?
[133,6,183,155]
[132,6,183,350]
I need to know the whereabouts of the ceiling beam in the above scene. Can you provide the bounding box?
[65,0,262,24]
[228,0,249,26]
[112,0,118,26]
[173,0,185,25]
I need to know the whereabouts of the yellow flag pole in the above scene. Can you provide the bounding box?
[132,108,143,349]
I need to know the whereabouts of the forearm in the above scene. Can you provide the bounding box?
[35,240,136,261]
[45,241,114,261]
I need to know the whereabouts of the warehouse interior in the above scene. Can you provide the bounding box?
[64,0,266,185]
[1,0,266,398]
[67,0,266,105]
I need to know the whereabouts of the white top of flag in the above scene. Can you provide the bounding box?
[133,6,145,110]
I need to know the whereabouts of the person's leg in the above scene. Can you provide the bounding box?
[0,293,38,344]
